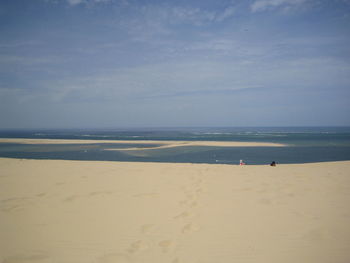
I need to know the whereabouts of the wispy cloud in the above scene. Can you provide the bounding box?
[66,0,84,5]
[1,0,349,127]
[66,0,112,6]
[215,6,236,22]
[29,53,349,105]
[101,3,238,48]
[251,0,307,13]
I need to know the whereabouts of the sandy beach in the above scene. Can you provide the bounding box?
[1,158,350,263]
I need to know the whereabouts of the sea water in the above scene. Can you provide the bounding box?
[0,127,350,165]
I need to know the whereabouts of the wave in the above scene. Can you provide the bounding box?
[80,134,114,138]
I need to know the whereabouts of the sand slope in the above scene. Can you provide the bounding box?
[0,158,350,263]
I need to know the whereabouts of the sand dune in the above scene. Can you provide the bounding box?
[1,158,350,263]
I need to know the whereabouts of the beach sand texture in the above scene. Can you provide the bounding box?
[1,158,350,263]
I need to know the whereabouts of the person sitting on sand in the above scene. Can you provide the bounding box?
[240,159,246,165]
[270,161,276,166]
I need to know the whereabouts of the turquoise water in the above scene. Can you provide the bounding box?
[0,127,350,164]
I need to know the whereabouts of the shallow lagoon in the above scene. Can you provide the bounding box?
[0,143,349,165]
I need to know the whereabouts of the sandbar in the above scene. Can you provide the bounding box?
[0,138,286,148]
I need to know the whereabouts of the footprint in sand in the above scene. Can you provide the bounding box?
[158,240,174,253]
[0,197,31,212]
[179,200,188,206]
[63,195,79,202]
[184,193,196,201]
[195,188,203,194]
[174,211,195,219]
[1,197,28,203]
[303,228,325,242]
[189,201,198,208]
[36,193,46,197]
[2,254,50,263]
[192,180,203,187]
[133,193,158,198]
[140,224,155,234]
[182,223,200,234]
[88,191,113,197]
[127,240,150,254]
[189,175,197,181]
[1,204,21,212]
[180,200,198,207]
[98,253,130,263]
[259,198,272,205]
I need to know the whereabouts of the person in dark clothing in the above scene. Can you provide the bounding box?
[270,161,276,166]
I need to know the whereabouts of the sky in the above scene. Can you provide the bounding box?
[0,0,350,128]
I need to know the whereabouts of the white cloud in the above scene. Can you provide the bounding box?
[121,4,236,34]
[67,0,84,5]
[166,6,215,26]
[111,5,217,45]
[215,6,235,22]
[166,5,236,25]
[251,0,306,12]
[41,53,350,104]
[103,3,239,48]
[66,0,112,6]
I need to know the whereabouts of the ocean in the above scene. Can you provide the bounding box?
[0,127,350,165]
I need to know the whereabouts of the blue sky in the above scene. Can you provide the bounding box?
[0,0,349,128]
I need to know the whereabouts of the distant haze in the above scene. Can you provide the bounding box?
[0,0,349,128]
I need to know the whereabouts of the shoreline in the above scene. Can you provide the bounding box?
[1,156,350,165]
[0,156,349,165]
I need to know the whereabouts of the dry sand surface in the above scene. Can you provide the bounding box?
[1,158,350,263]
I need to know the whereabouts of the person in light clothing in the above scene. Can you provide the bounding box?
[239,159,246,165]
